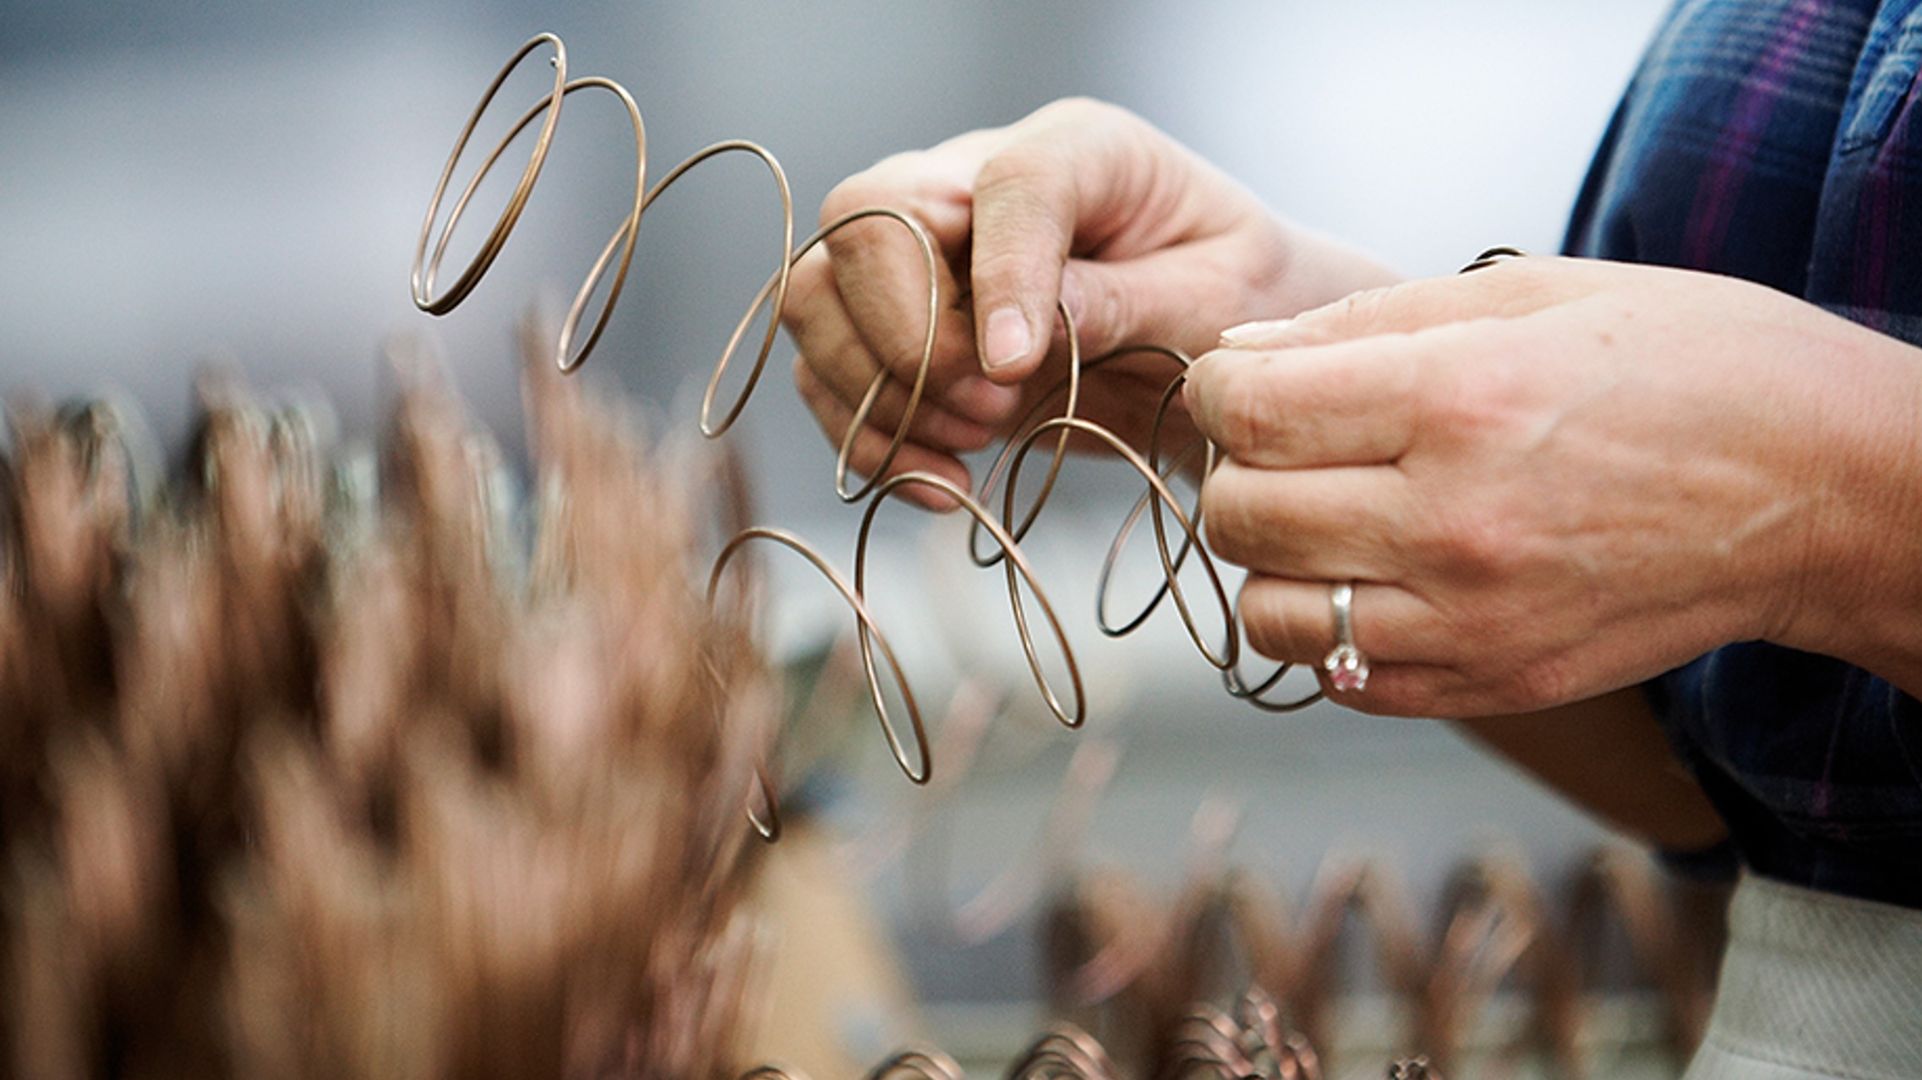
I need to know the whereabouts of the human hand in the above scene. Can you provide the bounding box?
[783,98,1396,508]
[1187,256,1922,716]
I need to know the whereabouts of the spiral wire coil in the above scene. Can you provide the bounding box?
[408,34,1353,837]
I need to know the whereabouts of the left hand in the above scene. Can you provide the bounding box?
[1185,256,1922,716]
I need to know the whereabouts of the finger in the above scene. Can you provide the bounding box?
[1200,459,1411,579]
[1061,232,1277,360]
[816,162,988,415]
[1215,256,1588,350]
[786,248,1018,433]
[780,246,878,404]
[1183,333,1425,468]
[1236,574,1452,666]
[793,357,995,453]
[1317,663,1479,718]
[793,360,970,511]
[968,102,1172,381]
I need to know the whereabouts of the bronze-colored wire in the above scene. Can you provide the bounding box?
[1292,856,1427,1061]
[641,140,795,411]
[1086,345,1203,637]
[1421,852,1556,1078]
[706,526,924,839]
[1006,1025,1120,1080]
[862,1048,966,1080]
[1043,867,1166,1017]
[1458,246,1528,273]
[408,35,1258,831]
[412,33,569,315]
[854,472,1085,730]
[408,35,1313,724]
[1094,438,1204,638]
[964,301,1086,570]
[1004,417,1235,672]
[1556,844,1706,1077]
[1219,588,1321,713]
[1160,1005,1256,1077]
[1141,372,1318,713]
[421,74,649,374]
[416,41,1555,854]
[812,210,941,502]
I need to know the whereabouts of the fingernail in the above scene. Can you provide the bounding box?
[982,307,1033,372]
[949,374,1022,421]
[1217,318,1293,348]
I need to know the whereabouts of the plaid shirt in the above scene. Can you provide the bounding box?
[1567,0,1922,907]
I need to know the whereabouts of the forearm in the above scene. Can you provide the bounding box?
[1451,687,1728,852]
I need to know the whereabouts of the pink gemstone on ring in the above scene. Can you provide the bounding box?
[1324,643,1370,693]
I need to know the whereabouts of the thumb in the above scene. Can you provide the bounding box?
[968,139,1076,383]
[1058,241,1255,360]
[1214,256,1579,351]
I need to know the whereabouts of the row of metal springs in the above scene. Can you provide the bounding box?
[740,994,1432,1080]
[733,843,1713,1080]
[1040,846,1715,1079]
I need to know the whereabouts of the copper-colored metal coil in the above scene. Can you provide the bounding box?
[1420,851,1559,1075]
[1551,843,1714,1078]
[409,34,1326,839]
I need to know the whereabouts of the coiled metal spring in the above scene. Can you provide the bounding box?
[409,32,1334,839]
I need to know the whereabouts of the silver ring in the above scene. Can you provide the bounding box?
[1322,582,1370,693]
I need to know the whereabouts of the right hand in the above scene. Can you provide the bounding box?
[782,97,1398,508]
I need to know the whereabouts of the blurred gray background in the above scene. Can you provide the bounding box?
[0,0,1676,1054]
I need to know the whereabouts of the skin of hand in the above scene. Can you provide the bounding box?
[788,106,1734,845]
[1186,255,1922,717]
[781,97,1397,509]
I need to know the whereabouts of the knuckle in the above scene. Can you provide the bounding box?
[1242,614,1288,662]
[1213,379,1280,455]
[1340,678,1411,716]
[779,256,832,329]
[1430,503,1518,578]
[791,356,833,415]
[1241,589,1305,663]
[1338,285,1393,322]
[1199,471,1258,566]
[1444,601,1502,655]
[820,170,892,228]
[1507,655,1573,712]
[1030,96,1117,127]
[968,241,1041,296]
[1418,354,1524,442]
[1062,268,1131,354]
[972,144,1060,205]
[1293,287,1389,343]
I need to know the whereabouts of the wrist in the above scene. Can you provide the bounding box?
[1772,319,1922,691]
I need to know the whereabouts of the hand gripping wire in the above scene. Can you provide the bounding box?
[411,34,1336,836]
